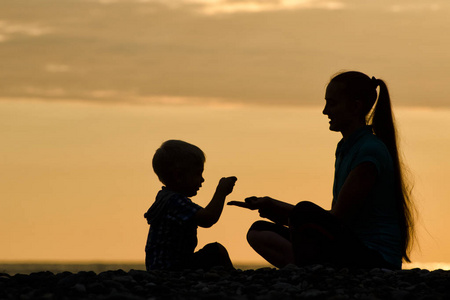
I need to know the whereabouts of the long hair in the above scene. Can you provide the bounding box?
[330,71,415,262]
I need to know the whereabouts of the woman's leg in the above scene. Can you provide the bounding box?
[247,221,295,268]
[289,201,342,266]
[289,201,395,269]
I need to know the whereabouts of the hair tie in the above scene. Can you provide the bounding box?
[371,76,379,88]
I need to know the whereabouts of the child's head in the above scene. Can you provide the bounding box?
[152,140,206,196]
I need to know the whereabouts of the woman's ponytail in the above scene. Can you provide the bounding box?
[370,79,415,262]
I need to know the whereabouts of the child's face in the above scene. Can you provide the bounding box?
[176,163,205,197]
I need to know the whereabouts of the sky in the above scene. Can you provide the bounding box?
[2,0,450,106]
[1,0,450,269]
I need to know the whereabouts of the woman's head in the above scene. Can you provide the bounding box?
[326,71,379,117]
[324,71,379,135]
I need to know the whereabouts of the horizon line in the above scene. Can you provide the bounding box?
[1,97,448,111]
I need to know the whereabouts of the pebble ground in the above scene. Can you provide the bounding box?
[1,264,449,299]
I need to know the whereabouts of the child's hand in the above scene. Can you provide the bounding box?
[216,176,237,196]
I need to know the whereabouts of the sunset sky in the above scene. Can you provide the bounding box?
[2,0,450,269]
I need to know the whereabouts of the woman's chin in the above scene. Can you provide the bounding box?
[329,124,339,132]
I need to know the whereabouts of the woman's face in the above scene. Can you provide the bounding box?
[323,81,359,134]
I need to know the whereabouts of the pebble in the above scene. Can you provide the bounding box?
[1,265,450,299]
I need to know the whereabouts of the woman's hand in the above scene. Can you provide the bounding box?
[228,196,279,220]
[228,196,294,226]
[227,196,270,211]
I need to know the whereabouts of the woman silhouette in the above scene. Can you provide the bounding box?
[229,71,415,270]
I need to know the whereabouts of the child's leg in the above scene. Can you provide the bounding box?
[246,221,295,268]
[190,242,233,270]
[145,252,151,271]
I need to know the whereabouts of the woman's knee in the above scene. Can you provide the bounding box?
[247,220,291,244]
[291,201,321,216]
[248,221,271,244]
[289,201,327,227]
[246,227,260,246]
[249,220,274,231]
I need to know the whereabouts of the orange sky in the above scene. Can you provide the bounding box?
[2,0,450,269]
[1,100,450,269]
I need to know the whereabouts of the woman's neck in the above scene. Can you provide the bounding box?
[341,121,366,140]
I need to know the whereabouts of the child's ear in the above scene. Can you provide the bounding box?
[171,168,184,184]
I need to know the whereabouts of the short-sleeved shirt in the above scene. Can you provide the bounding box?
[144,187,201,270]
[332,126,402,269]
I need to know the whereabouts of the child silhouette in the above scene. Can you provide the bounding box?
[144,140,237,270]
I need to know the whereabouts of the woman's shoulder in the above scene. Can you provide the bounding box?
[365,135,385,146]
[358,130,389,151]
[356,133,392,167]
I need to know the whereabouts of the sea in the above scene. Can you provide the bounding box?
[1,262,448,275]
[0,262,270,275]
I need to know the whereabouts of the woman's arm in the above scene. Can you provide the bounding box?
[331,162,378,224]
[258,197,294,225]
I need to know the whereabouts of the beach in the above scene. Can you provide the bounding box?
[1,264,449,300]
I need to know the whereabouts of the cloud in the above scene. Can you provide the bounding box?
[44,64,72,73]
[325,0,449,12]
[0,20,51,42]
[22,87,67,97]
[195,0,345,14]
[131,95,245,107]
[84,0,449,14]
[84,89,243,107]
[89,90,120,98]
[86,0,345,12]
[2,0,450,108]
[389,3,442,12]
[175,0,450,14]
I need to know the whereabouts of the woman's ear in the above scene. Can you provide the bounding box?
[353,99,365,116]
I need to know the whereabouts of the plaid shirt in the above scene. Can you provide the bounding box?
[144,187,201,270]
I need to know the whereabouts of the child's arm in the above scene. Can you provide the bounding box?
[195,176,237,228]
